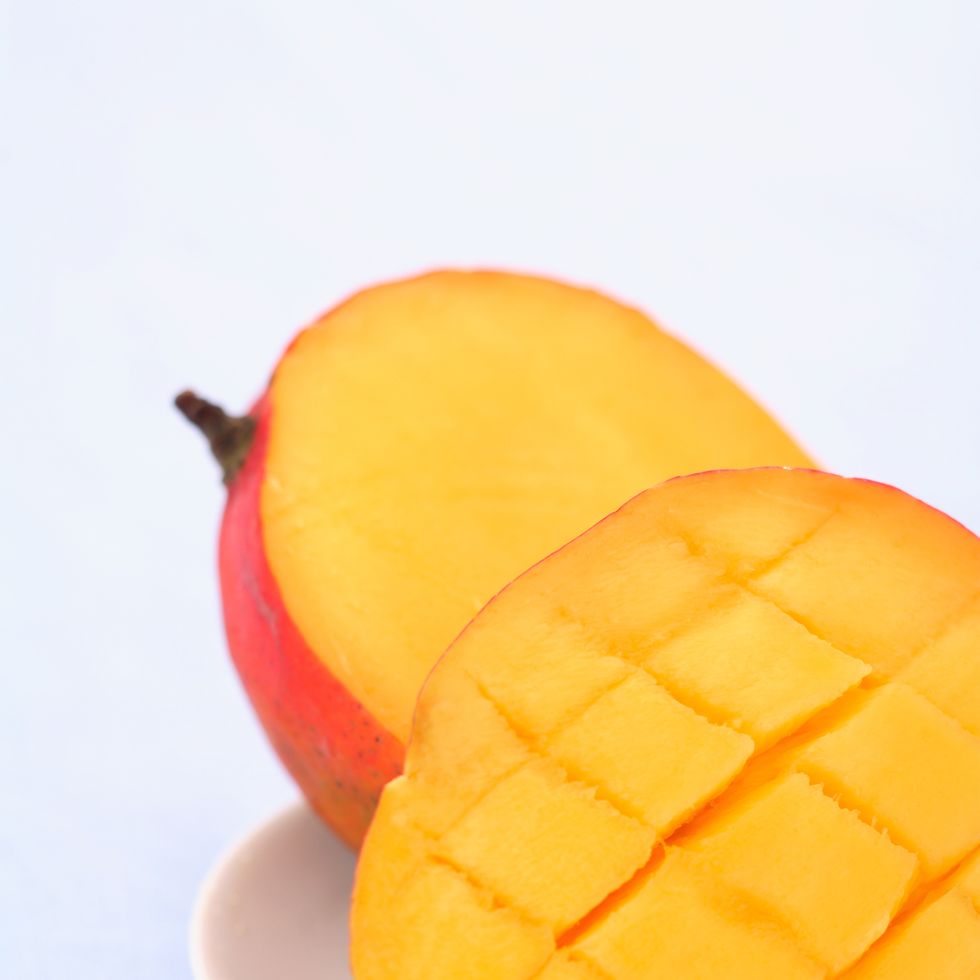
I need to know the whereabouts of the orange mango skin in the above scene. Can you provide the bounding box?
[219,392,402,848]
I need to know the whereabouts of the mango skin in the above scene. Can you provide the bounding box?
[219,392,403,848]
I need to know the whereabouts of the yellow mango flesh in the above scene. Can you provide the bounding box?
[351,468,980,978]
[261,271,811,742]
[576,849,825,979]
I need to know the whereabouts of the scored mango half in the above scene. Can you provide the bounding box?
[350,468,980,979]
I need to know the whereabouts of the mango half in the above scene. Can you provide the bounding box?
[351,467,980,978]
[180,270,811,846]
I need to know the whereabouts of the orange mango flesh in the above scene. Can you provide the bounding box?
[261,271,811,744]
[350,468,980,978]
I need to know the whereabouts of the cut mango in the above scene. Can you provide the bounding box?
[544,671,753,833]
[437,759,656,932]
[644,590,869,749]
[264,272,813,750]
[351,469,980,978]
[798,684,980,879]
[201,269,813,846]
[682,772,917,971]
[575,850,824,979]
[197,270,810,848]
[845,849,980,978]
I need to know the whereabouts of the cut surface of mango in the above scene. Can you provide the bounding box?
[351,469,980,978]
[262,271,812,742]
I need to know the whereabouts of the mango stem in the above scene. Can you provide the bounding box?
[174,390,256,485]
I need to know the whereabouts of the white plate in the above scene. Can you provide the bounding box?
[191,802,355,979]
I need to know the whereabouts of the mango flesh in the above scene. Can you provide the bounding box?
[351,468,980,978]
[261,271,812,746]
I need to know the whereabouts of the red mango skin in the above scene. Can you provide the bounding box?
[218,393,404,849]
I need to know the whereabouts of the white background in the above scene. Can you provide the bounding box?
[3,2,980,976]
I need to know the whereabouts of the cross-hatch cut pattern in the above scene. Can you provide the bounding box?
[471,675,661,826]
[355,474,980,979]
[431,571,979,972]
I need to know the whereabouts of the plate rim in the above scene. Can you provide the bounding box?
[188,799,317,980]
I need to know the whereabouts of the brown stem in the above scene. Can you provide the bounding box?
[174,390,256,485]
